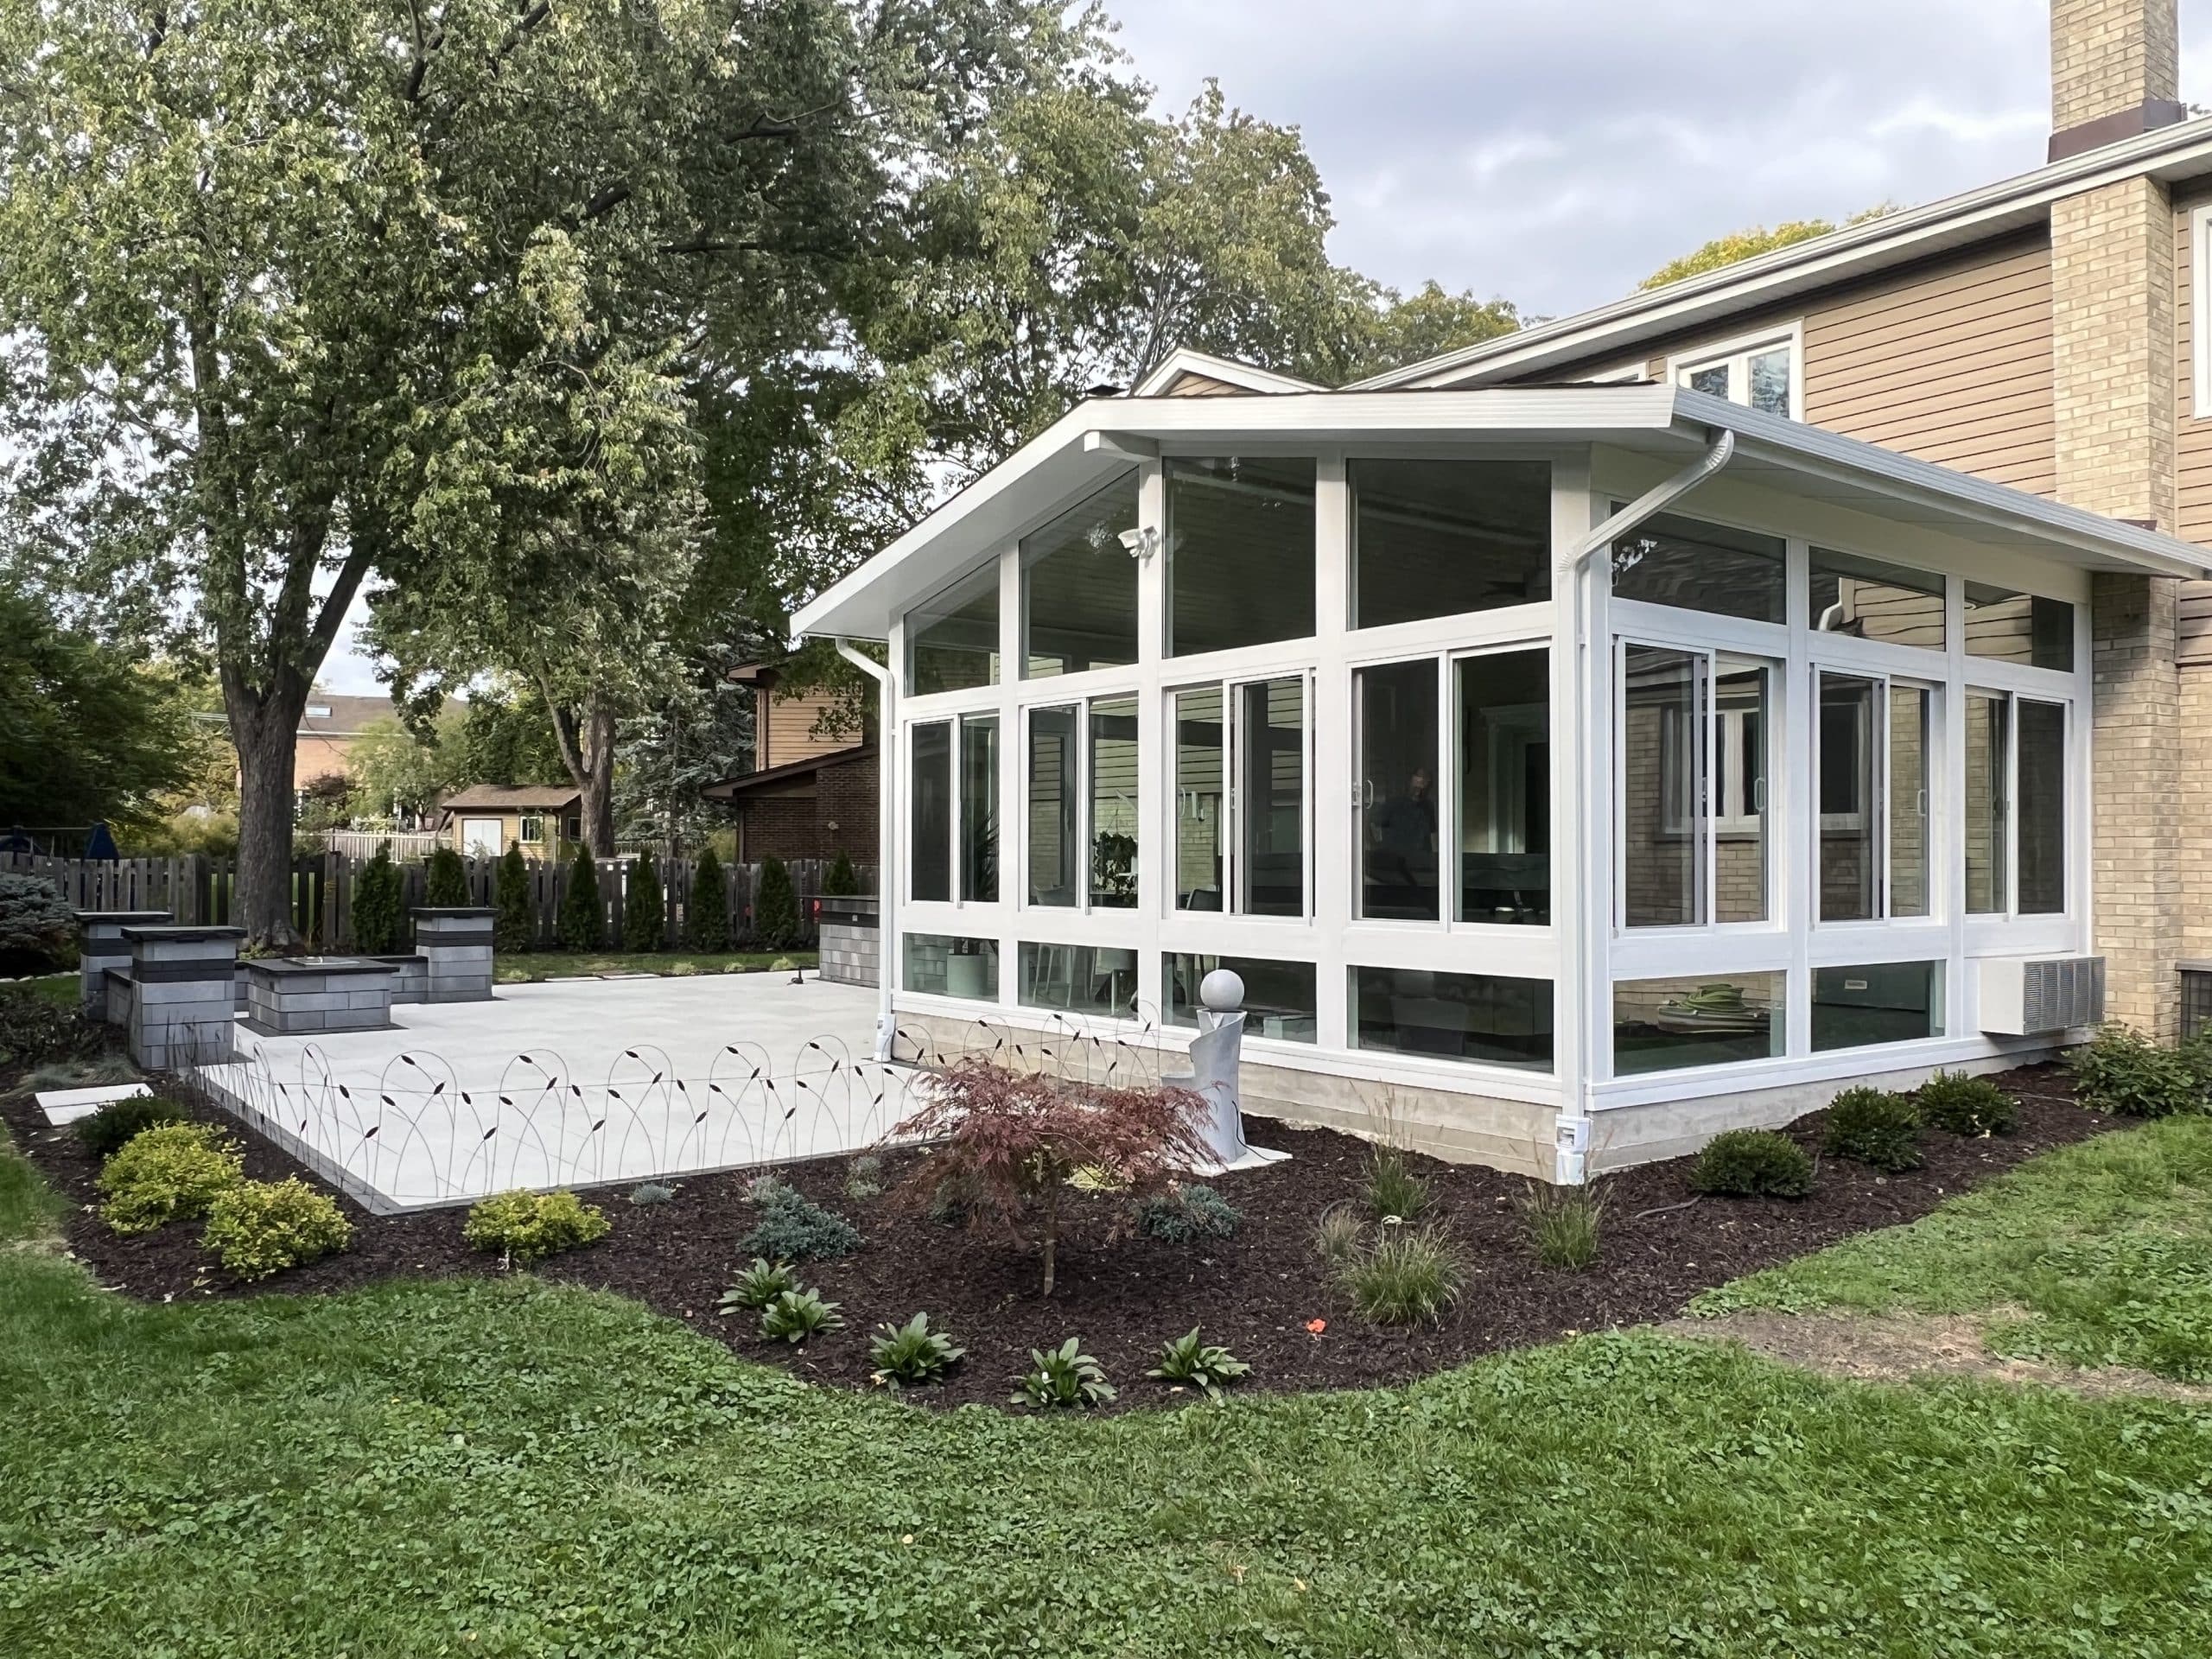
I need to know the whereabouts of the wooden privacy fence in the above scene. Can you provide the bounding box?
[4,849,876,954]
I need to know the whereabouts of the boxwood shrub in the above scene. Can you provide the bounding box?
[1915,1070,2018,1137]
[1821,1086,1923,1172]
[1688,1128,1815,1198]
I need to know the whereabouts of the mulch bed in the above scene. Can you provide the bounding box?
[0,1059,2114,1412]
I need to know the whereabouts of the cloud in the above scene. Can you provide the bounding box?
[1105,0,2210,315]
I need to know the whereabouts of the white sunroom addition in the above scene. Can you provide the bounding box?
[792,379,2210,1179]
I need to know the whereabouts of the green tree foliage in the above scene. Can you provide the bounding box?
[494,846,535,955]
[344,716,458,824]
[349,847,406,956]
[424,846,470,909]
[620,855,664,952]
[1346,282,1522,382]
[752,855,799,950]
[822,851,860,897]
[558,843,603,954]
[1640,205,1898,290]
[0,585,195,832]
[688,848,729,952]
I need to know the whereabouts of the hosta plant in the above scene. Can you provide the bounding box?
[1147,1328,1250,1401]
[718,1257,798,1314]
[1012,1338,1116,1409]
[759,1287,843,1344]
[868,1313,966,1389]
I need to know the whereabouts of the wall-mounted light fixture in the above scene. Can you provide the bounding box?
[1116,525,1160,562]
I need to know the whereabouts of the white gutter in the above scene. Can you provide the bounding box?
[1554,428,1734,1183]
[834,637,897,1061]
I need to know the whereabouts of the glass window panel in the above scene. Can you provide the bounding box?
[1818,673,1879,923]
[907,563,1000,695]
[904,934,1000,999]
[1621,645,1700,927]
[1612,971,1785,1074]
[1808,548,1946,650]
[1165,955,1318,1043]
[1021,473,1139,677]
[2018,698,2067,915]
[1714,661,1770,924]
[1747,346,1793,416]
[1019,942,1140,1018]
[1964,583,2075,671]
[1455,648,1551,925]
[1964,691,2010,915]
[910,721,951,902]
[1811,961,1943,1052]
[1889,685,1931,918]
[1088,696,1139,908]
[1685,364,1731,398]
[1611,512,1786,623]
[958,714,998,904]
[1166,457,1317,656]
[1026,705,1079,907]
[1173,687,1224,912]
[1351,966,1553,1071]
[1238,678,1306,917]
[1357,658,1440,920]
[1349,459,1551,629]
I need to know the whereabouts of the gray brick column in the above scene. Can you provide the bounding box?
[411,907,495,1002]
[123,925,243,1070]
[74,910,173,1016]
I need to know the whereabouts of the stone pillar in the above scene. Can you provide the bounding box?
[2051,0,2182,157]
[123,925,243,1070]
[74,910,173,1015]
[411,907,495,1002]
[817,894,880,988]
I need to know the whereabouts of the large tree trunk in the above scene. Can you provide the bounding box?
[226,677,312,950]
[545,683,620,856]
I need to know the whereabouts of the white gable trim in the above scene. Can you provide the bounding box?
[1130,348,1321,398]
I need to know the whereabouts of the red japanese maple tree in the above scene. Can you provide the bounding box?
[891,1058,1211,1296]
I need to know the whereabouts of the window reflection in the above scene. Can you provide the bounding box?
[1166,457,1316,656]
[1613,973,1784,1074]
[1023,474,1139,677]
[1027,706,1079,907]
[908,564,999,694]
[1455,648,1550,925]
[1352,966,1553,1071]
[1357,659,1439,919]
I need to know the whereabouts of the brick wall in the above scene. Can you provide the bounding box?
[730,753,879,864]
[2052,0,2178,131]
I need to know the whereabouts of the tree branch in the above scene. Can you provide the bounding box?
[582,184,630,221]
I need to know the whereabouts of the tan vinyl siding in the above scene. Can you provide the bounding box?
[2170,190,2212,663]
[760,690,851,771]
[1160,371,1245,397]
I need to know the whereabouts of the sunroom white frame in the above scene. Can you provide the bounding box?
[798,385,2209,1179]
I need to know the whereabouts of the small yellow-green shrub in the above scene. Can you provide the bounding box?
[463,1189,611,1262]
[201,1178,355,1279]
[98,1122,244,1235]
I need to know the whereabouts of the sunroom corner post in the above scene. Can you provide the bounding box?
[1312,453,1353,1060]
[1548,451,1598,1183]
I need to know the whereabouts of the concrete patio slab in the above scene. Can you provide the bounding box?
[191,975,929,1213]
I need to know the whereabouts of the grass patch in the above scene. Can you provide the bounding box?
[2,1144,2211,1654]
[1695,1115,2212,1382]
[494,950,815,984]
[10,973,80,1010]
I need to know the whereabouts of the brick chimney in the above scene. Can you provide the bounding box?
[2050,0,2186,160]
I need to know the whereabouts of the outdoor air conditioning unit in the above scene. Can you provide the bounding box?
[1977,956,2105,1035]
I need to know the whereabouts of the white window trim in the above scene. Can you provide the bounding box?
[2193,203,2212,418]
[1668,321,1805,421]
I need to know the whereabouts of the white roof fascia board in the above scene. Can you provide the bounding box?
[1130,347,1322,397]
[1355,116,2212,391]
[791,387,2209,640]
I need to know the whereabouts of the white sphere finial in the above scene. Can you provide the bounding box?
[1198,968,1244,1013]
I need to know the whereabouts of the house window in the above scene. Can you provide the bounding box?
[959,715,999,904]
[1356,658,1440,920]
[1022,472,1139,677]
[1811,961,1944,1051]
[1611,512,1786,624]
[1455,648,1551,925]
[1621,645,1771,928]
[1963,582,2075,672]
[518,815,545,845]
[907,563,1000,695]
[1165,955,1318,1042]
[1173,676,1307,917]
[1815,674,1935,923]
[1809,548,1945,650]
[1349,459,1550,628]
[904,934,1000,999]
[1027,705,1080,906]
[910,721,953,902]
[1674,331,1798,418]
[1019,943,1139,1018]
[564,815,582,842]
[1165,456,1316,656]
[1088,696,1140,907]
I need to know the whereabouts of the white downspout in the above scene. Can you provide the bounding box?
[834,636,898,1061]
[1554,427,1735,1182]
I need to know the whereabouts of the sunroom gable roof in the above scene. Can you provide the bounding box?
[790,385,2212,644]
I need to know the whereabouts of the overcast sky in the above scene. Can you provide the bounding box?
[321,0,2212,692]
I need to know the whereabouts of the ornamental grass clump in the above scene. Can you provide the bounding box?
[2068,1025,2212,1120]
[1688,1129,1815,1198]
[98,1122,245,1235]
[73,1095,187,1162]
[201,1178,353,1279]
[1915,1069,2019,1137]
[1520,1180,1605,1270]
[892,1057,1211,1296]
[1822,1086,1924,1172]
[1362,1144,1430,1224]
[1338,1224,1465,1325]
[463,1189,610,1263]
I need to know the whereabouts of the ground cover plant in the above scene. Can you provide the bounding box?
[737,1175,860,1262]
[1132,1182,1240,1243]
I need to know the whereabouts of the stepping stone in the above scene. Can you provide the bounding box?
[597,972,657,980]
[36,1082,151,1126]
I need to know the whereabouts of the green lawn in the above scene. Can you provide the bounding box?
[3,1132,2211,1657]
[1694,1115,2212,1382]
[494,950,815,984]
[9,972,79,1008]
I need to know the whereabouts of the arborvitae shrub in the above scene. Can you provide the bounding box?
[688,848,729,950]
[822,849,860,896]
[753,854,799,950]
[620,853,664,952]
[1822,1086,1923,1172]
[557,842,602,952]
[424,844,469,907]
[350,845,405,955]
[494,844,534,953]
[1688,1128,1815,1198]
[1916,1070,2019,1137]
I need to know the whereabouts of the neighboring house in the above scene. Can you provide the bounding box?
[436,785,583,860]
[787,4,2212,1180]
[289,690,397,791]
[700,662,878,862]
